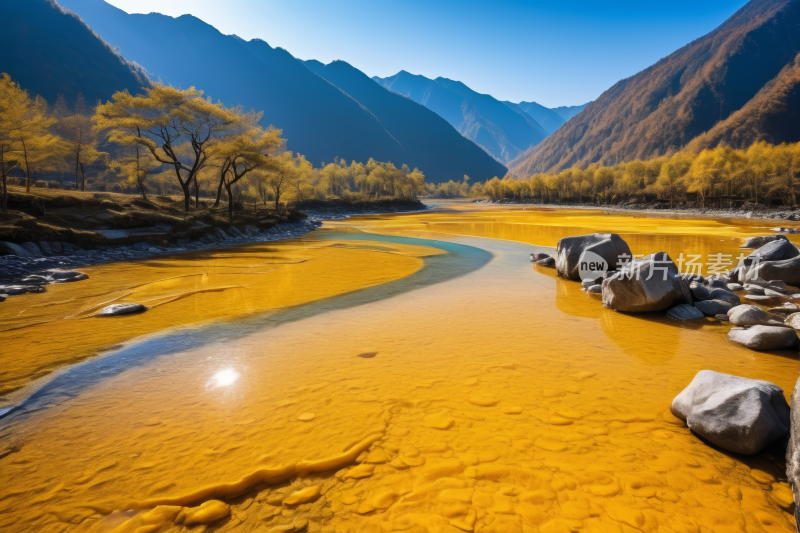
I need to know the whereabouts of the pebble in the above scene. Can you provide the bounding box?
[283,486,320,505]
[468,395,499,407]
[298,413,315,422]
[98,303,148,316]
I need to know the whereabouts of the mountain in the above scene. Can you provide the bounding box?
[0,0,148,104]
[59,0,502,182]
[510,0,800,177]
[302,59,325,74]
[514,101,565,134]
[551,104,589,122]
[315,61,507,181]
[374,71,548,163]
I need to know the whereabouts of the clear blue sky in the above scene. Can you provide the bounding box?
[104,0,748,107]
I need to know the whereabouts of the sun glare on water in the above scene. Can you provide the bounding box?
[208,368,240,388]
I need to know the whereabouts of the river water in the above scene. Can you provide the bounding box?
[1,207,799,533]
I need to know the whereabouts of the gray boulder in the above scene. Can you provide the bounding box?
[749,279,788,292]
[741,235,788,249]
[727,283,744,292]
[786,375,800,523]
[769,303,800,315]
[555,233,632,281]
[667,304,704,320]
[0,285,33,296]
[581,278,596,288]
[765,288,786,298]
[728,326,800,351]
[695,299,735,315]
[690,282,711,301]
[707,288,740,306]
[0,242,34,257]
[739,240,800,284]
[785,312,800,330]
[586,284,602,294]
[46,270,88,283]
[98,303,148,317]
[727,305,777,326]
[529,252,551,262]
[536,256,555,267]
[672,370,790,454]
[37,242,54,256]
[743,284,765,294]
[602,252,692,312]
[19,242,42,256]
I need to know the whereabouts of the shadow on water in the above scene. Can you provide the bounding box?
[0,229,492,427]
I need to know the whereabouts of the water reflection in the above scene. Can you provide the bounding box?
[208,368,239,389]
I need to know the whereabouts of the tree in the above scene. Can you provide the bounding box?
[55,94,105,191]
[260,152,311,212]
[656,153,690,208]
[214,126,284,220]
[1,77,64,194]
[111,144,161,200]
[95,84,243,213]
[0,74,25,211]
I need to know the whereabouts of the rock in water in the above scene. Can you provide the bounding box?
[666,304,704,320]
[555,233,631,281]
[741,235,788,249]
[728,326,800,351]
[786,373,800,523]
[727,283,744,291]
[601,252,692,312]
[98,303,148,317]
[529,252,550,262]
[770,302,800,315]
[727,305,773,326]
[785,312,800,330]
[0,294,6,303]
[671,370,790,455]
[586,284,602,294]
[536,256,555,267]
[45,270,88,283]
[694,299,735,316]
[741,241,800,285]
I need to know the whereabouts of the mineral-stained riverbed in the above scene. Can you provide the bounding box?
[1,207,799,533]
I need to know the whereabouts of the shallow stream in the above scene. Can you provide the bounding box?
[2,207,799,533]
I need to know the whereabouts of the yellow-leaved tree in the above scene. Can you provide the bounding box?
[53,94,105,191]
[211,124,285,221]
[95,84,243,212]
[0,74,25,210]
[0,75,65,194]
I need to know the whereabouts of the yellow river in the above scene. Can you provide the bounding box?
[1,206,800,533]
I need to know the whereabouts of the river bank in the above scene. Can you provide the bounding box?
[431,197,800,224]
[0,186,428,284]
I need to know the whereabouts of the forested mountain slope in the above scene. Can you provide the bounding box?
[510,0,800,177]
[0,0,148,104]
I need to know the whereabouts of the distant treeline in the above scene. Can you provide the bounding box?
[0,74,428,218]
[428,142,800,208]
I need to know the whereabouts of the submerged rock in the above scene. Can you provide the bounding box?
[536,256,555,267]
[694,299,735,316]
[667,304,704,320]
[671,370,790,455]
[98,303,148,317]
[555,233,632,281]
[728,326,799,351]
[601,252,691,313]
[0,285,33,296]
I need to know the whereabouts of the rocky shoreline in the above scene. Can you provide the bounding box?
[533,230,800,523]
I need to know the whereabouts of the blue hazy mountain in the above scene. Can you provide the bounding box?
[0,0,148,104]
[374,71,549,163]
[551,103,590,122]
[302,59,325,74]
[316,60,507,181]
[58,0,504,182]
[514,101,566,134]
